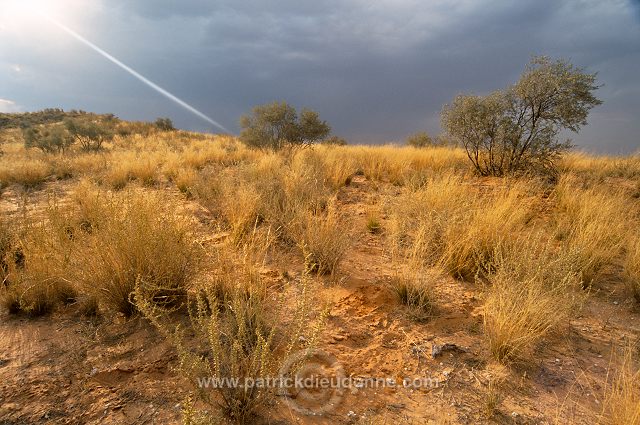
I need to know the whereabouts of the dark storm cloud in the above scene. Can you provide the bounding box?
[2,0,639,152]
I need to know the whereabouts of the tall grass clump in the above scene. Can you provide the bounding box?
[482,237,584,364]
[292,209,351,276]
[1,205,77,315]
[388,175,536,280]
[599,345,640,424]
[0,217,12,284]
[73,187,200,315]
[624,236,640,302]
[0,217,16,313]
[195,150,335,246]
[391,267,438,322]
[554,176,629,286]
[438,184,535,279]
[386,173,473,262]
[0,160,50,189]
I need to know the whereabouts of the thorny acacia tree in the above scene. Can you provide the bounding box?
[239,101,330,151]
[441,57,602,177]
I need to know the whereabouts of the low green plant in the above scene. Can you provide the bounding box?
[135,246,318,424]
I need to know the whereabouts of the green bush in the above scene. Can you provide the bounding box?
[442,56,601,177]
[239,101,330,151]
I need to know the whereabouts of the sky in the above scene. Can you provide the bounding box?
[1,0,639,153]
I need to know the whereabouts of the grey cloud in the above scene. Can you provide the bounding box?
[1,0,639,152]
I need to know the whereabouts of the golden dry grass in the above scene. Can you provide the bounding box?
[624,236,640,302]
[599,346,640,425]
[1,202,78,315]
[71,187,201,315]
[482,236,584,363]
[554,175,630,285]
[2,128,640,422]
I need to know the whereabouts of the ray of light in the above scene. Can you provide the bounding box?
[34,9,232,134]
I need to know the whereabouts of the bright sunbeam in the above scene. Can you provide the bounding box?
[1,0,62,28]
[1,0,232,134]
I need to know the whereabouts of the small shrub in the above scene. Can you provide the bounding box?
[155,117,175,131]
[406,131,433,148]
[442,56,601,177]
[322,136,348,146]
[23,124,74,154]
[391,271,437,321]
[135,247,317,424]
[366,212,382,234]
[239,101,330,151]
[65,118,114,151]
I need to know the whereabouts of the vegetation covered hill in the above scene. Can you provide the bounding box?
[0,109,115,129]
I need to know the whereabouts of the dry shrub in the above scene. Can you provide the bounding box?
[554,176,629,285]
[599,345,640,425]
[135,243,317,424]
[73,189,199,315]
[624,236,640,302]
[482,236,584,364]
